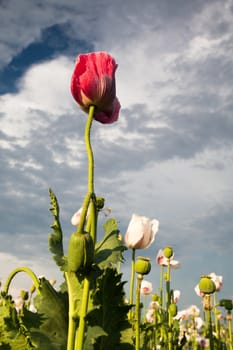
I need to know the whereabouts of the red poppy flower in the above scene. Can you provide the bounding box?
[71,51,120,124]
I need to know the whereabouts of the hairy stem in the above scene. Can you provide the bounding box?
[75,105,96,350]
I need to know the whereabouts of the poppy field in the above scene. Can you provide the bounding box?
[0,52,232,350]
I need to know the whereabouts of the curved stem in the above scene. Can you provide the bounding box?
[75,105,96,350]
[128,248,135,320]
[77,104,95,235]
[3,266,41,295]
[86,105,95,194]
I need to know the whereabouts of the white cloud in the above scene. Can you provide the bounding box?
[0,56,74,142]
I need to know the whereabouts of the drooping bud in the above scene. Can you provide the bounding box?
[219,299,233,311]
[135,257,151,275]
[199,276,216,294]
[67,231,94,273]
[163,246,173,259]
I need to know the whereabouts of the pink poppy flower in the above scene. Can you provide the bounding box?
[140,280,153,295]
[125,214,159,249]
[71,207,90,226]
[194,284,205,297]
[156,249,180,268]
[209,272,223,292]
[71,51,121,124]
[173,290,181,303]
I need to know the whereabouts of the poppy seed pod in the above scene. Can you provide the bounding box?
[199,276,216,294]
[67,231,94,273]
[135,257,151,275]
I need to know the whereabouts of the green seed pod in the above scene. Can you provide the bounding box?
[135,257,151,275]
[163,246,173,259]
[199,276,216,294]
[67,231,94,273]
[169,303,178,317]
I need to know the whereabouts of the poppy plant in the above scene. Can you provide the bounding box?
[71,51,121,124]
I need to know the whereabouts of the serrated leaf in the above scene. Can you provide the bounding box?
[33,277,68,349]
[95,218,127,268]
[48,188,66,269]
[87,267,132,350]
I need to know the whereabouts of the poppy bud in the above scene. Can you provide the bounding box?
[219,299,233,311]
[67,231,94,273]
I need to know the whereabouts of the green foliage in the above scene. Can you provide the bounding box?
[33,278,68,349]
[86,267,133,350]
[48,188,66,269]
[95,218,127,268]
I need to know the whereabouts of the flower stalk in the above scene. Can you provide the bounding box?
[135,273,143,350]
[128,248,136,321]
[75,105,96,350]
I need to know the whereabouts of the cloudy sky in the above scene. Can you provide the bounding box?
[0,0,233,309]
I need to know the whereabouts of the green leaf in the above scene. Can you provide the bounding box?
[84,325,107,350]
[33,277,68,349]
[95,218,127,268]
[87,267,133,350]
[48,188,66,269]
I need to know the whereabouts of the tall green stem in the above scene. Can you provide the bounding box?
[3,266,41,295]
[206,308,214,350]
[75,105,96,350]
[227,312,233,350]
[213,292,220,341]
[135,274,143,350]
[166,259,171,313]
[128,248,136,320]
[159,265,164,307]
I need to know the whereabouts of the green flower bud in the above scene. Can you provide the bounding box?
[135,257,151,275]
[163,246,173,259]
[67,231,94,273]
[199,276,216,294]
[169,303,178,317]
[219,299,233,311]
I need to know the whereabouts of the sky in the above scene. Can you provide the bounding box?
[0,0,233,310]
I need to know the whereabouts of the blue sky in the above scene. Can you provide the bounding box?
[0,0,233,309]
